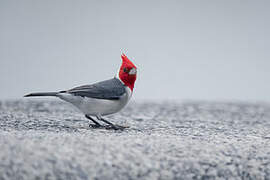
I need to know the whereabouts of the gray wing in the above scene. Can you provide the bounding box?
[65,78,126,100]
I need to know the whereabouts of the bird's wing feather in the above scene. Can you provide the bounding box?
[66,78,126,100]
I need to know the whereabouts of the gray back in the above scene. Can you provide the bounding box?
[66,78,126,100]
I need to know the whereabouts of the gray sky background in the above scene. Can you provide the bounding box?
[0,0,269,101]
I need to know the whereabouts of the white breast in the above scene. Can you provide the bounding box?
[58,86,132,116]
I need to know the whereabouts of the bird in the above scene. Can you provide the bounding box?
[24,53,137,130]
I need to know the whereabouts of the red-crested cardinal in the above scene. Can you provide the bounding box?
[24,54,137,130]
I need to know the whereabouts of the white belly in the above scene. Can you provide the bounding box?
[58,87,132,116]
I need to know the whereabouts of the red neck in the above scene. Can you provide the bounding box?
[118,74,136,91]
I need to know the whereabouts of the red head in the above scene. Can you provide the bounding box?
[118,54,137,91]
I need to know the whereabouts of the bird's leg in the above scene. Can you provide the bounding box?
[85,115,102,128]
[96,115,128,130]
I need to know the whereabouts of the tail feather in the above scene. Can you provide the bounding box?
[24,92,59,97]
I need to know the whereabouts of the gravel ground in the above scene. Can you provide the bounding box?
[0,100,270,180]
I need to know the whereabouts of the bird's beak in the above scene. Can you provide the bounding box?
[129,68,137,75]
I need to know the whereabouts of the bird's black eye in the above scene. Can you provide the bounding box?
[123,67,129,73]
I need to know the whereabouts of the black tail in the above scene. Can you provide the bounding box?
[24,92,59,97]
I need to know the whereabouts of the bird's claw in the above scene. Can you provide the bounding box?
[89,124,102,129]
[105,124,129,130]
[89,123,129,130]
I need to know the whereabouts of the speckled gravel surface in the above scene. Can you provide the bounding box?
[0,100,270,180]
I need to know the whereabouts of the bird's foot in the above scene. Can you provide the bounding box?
[105,124,130,130]
[89,123,102,129]
[89,122,129,130]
